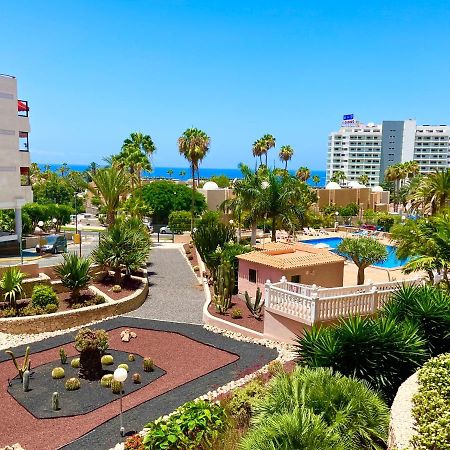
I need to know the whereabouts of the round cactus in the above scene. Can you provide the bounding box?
[128,354,135,362]
[100,374,114,388]
[132,372,141,384]
[71,357,80,368]
[117,363,129,371]
[65,377,81,391]
[51,367,65,379]
[112,285,122,293]
[111,379,123,394]
[143,357,154,372]
[101,354,114,365]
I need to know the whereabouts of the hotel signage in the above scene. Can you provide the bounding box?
[342,114,357,127]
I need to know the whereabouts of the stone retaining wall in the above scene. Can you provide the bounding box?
[0,276,148,334]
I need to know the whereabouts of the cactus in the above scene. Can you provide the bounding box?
[111,379,123,394]
[112,285,122,293]
[5,346,31,381]
[118,363,129,371]
[100,374,114,387]
[101,354,114,365]
[52,392,60,410]
[143,358,154,372]
[59,348,67,364]
[244,287,263,319]
[213,261,234,314]
[71,358,80,368]
[65,377,81,391]
[23,369,30,392]
[132,373,141,384]
[128,354,135,362]
[51,367,65,379]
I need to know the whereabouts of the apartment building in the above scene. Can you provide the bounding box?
[0,74,32,253]
[327,115,450,186]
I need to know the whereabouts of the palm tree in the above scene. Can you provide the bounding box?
[312,175,320,186]
[261,134,276,167]
[54,253,91,301]
[252,139,264,167]
[296,166,311,182]
[404,161,419,179]
[330,170,347,185]
[279,145,294,170]
[179,170,186,178]
[337,237,388,284]
[167,169,174,178]
[89,167,129,227]
[89,162,98,174]
[0,267,25,315]
[358,174,369,186]
[58,162,70,178]
[420,169,450,214]
[177,128,211,231]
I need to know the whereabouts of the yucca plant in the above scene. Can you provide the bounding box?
[297,315,427,401]
[382,284,450,356]
[247,366,389,450]
[0,267,25,314]
[54,253,91,300]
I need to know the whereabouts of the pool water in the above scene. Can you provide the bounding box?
[303,237,410,269]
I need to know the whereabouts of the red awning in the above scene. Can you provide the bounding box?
[18,100,29,111]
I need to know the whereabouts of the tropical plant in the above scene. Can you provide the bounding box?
[312,174,321,186]
[297,315,427,401]
[330,170,347,184]
[92,218,150,284]
[279,145,294,170]
[177,128,210,230]
[213,261,234,313]
[382,284,450,356]
[89,167,129,227]
[409,169,450,214]
[337,237,387,284]
[358,174,369,185]
[243,366,389,450]
[245,287,263,319]
[296,166,311,182]
[74,328,109,380]
[0,267,25,314]
[31,284,58,309]
[54,253,91,300]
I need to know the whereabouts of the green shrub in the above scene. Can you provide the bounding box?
[101,354,114,365]
[1,308,17,317]
[94,295,106,304]
[31,284,58,309]
[44,303,58,314]
[231,308,242,319]
[21,305,44,316]
[51,367,65,379]
[168,210,192,233]
[243,367,389,450]
[143,400,227,449]
[297,315,427,401]
[54,253,91,300]
[124,434,145,450]
[412,353,450,449]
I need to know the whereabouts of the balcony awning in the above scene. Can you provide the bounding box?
[18,100,29,111]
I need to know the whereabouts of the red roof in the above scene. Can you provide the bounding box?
[18,100,29,112]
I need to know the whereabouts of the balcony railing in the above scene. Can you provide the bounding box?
[18,99,29,117]
[19,131,29,152]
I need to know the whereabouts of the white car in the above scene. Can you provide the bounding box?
[159,226,172,234]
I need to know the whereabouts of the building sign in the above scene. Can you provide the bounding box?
[342,114,358,127]
[343,114,354,120]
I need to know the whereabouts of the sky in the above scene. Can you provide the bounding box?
[2,1,450,169]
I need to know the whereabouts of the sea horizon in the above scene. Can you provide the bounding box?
[38,164,327,187]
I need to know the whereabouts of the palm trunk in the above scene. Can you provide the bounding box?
[114,267,122,285]
[251,221,257,246]
[271,217,276,242]
[357,266,365,285]
[285,160,288,170]
[191,164,196,232]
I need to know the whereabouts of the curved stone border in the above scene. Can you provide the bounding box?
[388,371,418,450]
[0,275,148,335]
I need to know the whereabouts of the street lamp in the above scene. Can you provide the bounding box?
[334,211,339,232]
[74,192,83,256]
[114,367,128,437]
[37,221,44,256]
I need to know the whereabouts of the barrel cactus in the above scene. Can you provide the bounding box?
[128,354,135,362]
[51,367,65,379]
[118,363,129,371]
[111,379,123,394]
[100,374,114,388]
[143,358,154,372]
[71,357,80,369]
[101,354,114,365]
[65,377,81,391]
[132,373,141,384]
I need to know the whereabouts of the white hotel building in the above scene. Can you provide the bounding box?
[0,74,32,254]
[327,115,450,186]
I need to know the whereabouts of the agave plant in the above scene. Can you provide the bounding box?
[0,267,25,314]
[54,253,91,300]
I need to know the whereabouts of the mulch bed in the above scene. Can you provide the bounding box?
[93,276,144,300]
[8,349,165,418]
[0,326,238,450]
[208,292,265,333]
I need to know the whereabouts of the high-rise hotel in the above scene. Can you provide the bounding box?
[326,115,450,186]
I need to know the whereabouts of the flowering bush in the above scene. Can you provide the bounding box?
[124,434,144,450]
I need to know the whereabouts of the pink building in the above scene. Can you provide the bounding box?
[237,242,345,297]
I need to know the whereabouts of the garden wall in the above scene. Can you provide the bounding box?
[0,276,148,334]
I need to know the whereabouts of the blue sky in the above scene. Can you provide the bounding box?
[3,1,450,169]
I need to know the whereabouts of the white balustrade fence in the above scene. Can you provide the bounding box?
[265,276,422,324]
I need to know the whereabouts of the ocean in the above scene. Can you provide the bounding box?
[38,164,327,187]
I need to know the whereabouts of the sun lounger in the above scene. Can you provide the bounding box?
[308,228,320,236]
[303,227,312,235]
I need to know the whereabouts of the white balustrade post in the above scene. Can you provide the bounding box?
[280,276,287,290]
[370,285,377,313]
[264,279,272,307]
[310,285,319,323]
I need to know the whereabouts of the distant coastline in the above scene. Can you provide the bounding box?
[37,164,327,187]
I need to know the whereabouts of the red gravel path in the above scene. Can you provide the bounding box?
[0,327,238,450]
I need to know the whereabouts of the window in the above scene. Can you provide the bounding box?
[249,269,257,283]
[291,275,301,283]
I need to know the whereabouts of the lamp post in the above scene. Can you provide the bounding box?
[114,367,128,437]
[38,221,44,256]
[74,192,83,256]
[334,211,339,232]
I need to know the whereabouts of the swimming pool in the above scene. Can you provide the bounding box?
[303,237,410,269]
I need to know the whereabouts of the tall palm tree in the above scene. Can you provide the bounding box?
[177,128,210,231]
[167,169,174,178]
[279,145,294,170]
[296,166,311,182]
[423,169,450,214]
[89,167,129,227]
[312,175,320,187]
[261,134,276,167]
[330,170,347,185]
[58,162,70,178]
[358,174,369,186]
[404,161,419,179]
[252,139,264,167]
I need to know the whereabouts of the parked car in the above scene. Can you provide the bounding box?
[159,226,172,234]
[36,235,67,254]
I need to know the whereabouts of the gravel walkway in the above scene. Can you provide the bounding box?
[126,246,204,324]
